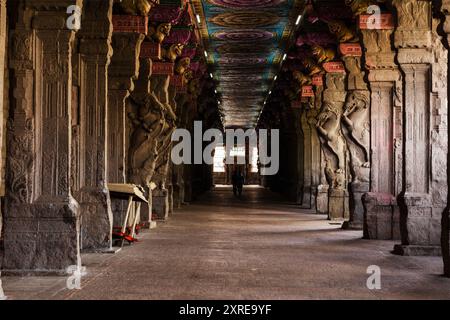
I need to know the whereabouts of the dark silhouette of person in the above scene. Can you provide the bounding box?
[232,170,244,197]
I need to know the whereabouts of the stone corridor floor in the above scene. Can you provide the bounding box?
[2,185,450,300]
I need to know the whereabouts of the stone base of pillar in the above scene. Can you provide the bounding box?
[393,244,442,256]
[301,186,312,209]
[311,186,318,211]
[2,199,80,275]
[398,192,441,249]
[328,189,349,221]
[343,181,369,230]
[152,188,169,220]
[316,184,329,215]
[168,185,174,214]
[362,192,400,240]
[77,187,112,251]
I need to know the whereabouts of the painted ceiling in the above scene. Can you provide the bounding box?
[192,0,303,128]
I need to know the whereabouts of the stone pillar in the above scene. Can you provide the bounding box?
[127,57,163,227]
[300,106,312,209]
[107,30,144,226]
[440,0,450,277]
[340,43,371,230]
[307,89,322,212]
[292,107,304,205]
[392,0,447,256]
[316,68,350,221]
[3,0,82,273]
[312,78,328,214]
[150,72,176,220]
[72,0,114,251]
[0,0,7,241]
[358,10,403,240]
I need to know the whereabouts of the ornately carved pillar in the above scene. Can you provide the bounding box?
[128,57,163,227]
[312,76,329,214]
[316,66,350,221]
[300,104,313,209]
[393,0,447,256]
[73,0,114,251]
[0,0,7,241]
[107,30,144,226]
[4,0,82,273]
[357,8,403,240]
[440,0,450,277]
[340,43,371,230]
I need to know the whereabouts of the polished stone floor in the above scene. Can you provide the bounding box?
[2,186,450,300]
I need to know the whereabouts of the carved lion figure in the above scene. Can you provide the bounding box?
[345,0,372,16]
[328,21,359,43]
[117,0,158,16]
[303,57,323,76]
[162,43,184,62]
[311,45,336,64]
[148,23,172,44]
[175,57,191,75]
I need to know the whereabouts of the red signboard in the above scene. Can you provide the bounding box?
[359,13,394,30]
[312,75,323,86]
[112,15,148,34]
[323,62,346,74]
[301,86,314,98]
[339,43,362,57]
[152,62,174,75]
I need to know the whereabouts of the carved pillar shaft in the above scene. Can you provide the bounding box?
[392,0,446,256]
[358,9,403,240]
[107,32,144,227]
[4,1,82,273]
[440,0,450,277]
[340,45,370,230]
[74,0,114,251]
[317,70,350,221]
[300,107,312,208]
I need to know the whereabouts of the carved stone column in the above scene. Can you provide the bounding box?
[340,43,371,230]
[440,0,450,277]
[0,0,7,241]
[127,57,163,227]
[150,69,176,220]
[356,9,403,240]
[307,86,322,212]
[316,67,350,221]
[107,31,144,226]
[392,0,446,256]
[300,105,313,208]
[73,0,114,251]
[4,0,82,273]
[312,78,328,214]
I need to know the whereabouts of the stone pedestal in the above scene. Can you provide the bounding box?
[153,188,169,220]
[328,189,350,221]
[316,184,329,215]
[362,192,400,240]
[343,181,369,230]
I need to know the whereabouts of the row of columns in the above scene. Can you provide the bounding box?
[272,0,449,275]
[0,0,210,273]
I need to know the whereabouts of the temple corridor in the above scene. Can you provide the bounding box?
[3,0,450,302]
[3,186,450,300]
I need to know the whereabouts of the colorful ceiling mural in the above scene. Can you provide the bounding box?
[192,0,304,128]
